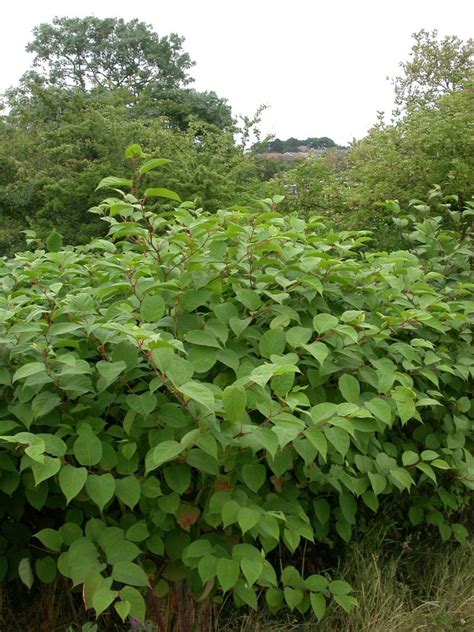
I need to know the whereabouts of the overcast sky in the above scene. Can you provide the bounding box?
[1,0,472,144]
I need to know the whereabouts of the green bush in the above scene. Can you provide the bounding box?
[0,149,472,629]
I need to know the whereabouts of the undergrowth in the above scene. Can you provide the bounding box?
[0,532,472,631]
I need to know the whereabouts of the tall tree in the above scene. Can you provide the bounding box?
[25,16,195,95]
[136,87,234,131]
[393,29,473,112]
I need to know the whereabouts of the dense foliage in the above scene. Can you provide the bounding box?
[0,88,260,256]
[392,29,474,112]
[0,150,472,629]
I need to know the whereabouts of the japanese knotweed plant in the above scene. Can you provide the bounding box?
[0,146,472,628]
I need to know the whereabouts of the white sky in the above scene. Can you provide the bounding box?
[1,0,472,144]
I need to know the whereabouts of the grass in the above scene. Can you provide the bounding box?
[0,533,472,632]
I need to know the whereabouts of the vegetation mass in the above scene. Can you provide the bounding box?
[0,18,472,632]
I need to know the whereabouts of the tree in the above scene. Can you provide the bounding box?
[393,29,474,112]
[25,16,195,95]
[136,87,234,132]
[0,87,262,255]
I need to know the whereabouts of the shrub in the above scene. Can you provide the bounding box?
[0,148,472,629]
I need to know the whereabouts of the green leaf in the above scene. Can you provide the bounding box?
[237,507,260,534]
[126,521,149,543]
[140,295,165,322]
[395,398,416,425]
[13,362,46,382]
[92,583,117,616]
[249,363,298,387]
[255,428,279,459]
[127,393,157,417]
[145,441,183,473]
[222,385,246,422]
[120,586,146,623]
[187,449,218,475]
[416,462,437,483]
[235,288,262,311]
[35,556,57,584]
[368,472,386,495]
[310,403,337,424]
[97,360,126,387]
[179,381,215,411]
[339,493,357,524]
[217,558,240,592]
[310,592,326,620]
[103,540,141,565]
[164,464,191,494]
[304,428,328,460]
[402,451,419,466]
[125,144,145,158]
[115,476,141,509]
[408,505,424,526]
[329,579,352,595]
[359,488,377,511]
[313,313,338,334]
[305,574,328,592]
[32,392,61,419]
[234,580,258,609]
[242,464,266,493]
[138,158,172,175]
[365,398,392,425]
[112,342,139,370]
[338,374,360,403]
[96,176,133,191]
[286,327,312,348]
[266,587,284,610]
[431,459,450,470]
[259,329,286,358]
[114,600,131,622]
[421,449,439,461]
[112,562,149,587]
[46,229,63,252]
[304,341,329,365]
[73,427,103,466]
[187,347,217,372]
[35,528,63,552]
[145,187,181,202]
[452,523,468,545]
[59,465,88,504]
[240,557,263,586]
[325,427,350,457]
[198,555,217,582]
[32,456,61,485]
[18,558,34,589]
[284,586,303,609]
[314,498,331,524]
[184,330,221,348]
[333,593,358,613]
[389,468,414,491]
[183,539,214,561]
[85,474,116,510]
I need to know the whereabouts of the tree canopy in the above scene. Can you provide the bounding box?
[25,16,195,94]
[393,29,474,112]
